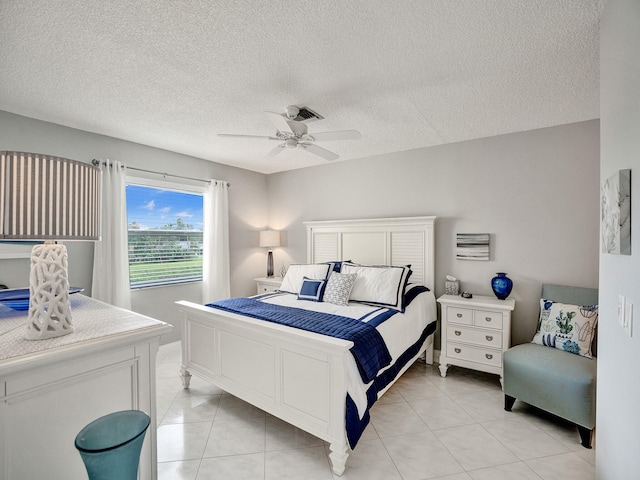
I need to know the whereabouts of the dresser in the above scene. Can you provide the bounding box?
[255,276,283,294]
[0,294,172,480]
[437,294,515,383]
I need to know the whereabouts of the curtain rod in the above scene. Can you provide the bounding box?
[91,159,230,187]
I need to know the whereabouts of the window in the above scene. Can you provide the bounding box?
[126,181,204,289]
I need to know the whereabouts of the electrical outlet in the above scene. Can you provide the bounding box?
[625,301,633,337]
[619,295,626,326]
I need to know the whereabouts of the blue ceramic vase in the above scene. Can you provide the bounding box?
[491,273,513,300]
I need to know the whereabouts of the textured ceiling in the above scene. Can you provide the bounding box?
[0,1,604,174]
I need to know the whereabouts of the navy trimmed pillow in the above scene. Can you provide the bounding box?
[340,262,412,311]
[324,260,352,272]
[279,263,331,294]
[298,277,328,302]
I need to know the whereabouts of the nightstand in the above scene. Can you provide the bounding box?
[255,277,283,294]
[437,294,515,384]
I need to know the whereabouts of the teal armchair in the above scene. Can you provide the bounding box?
[503,284,598,448]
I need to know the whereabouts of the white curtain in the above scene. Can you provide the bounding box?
[92,160,132,309]
[202,179,230,303]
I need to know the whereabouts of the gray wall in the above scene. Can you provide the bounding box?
[267,120,600,348]
[0,114,601,352]
[598,0,640,476]
[0,111,269,343]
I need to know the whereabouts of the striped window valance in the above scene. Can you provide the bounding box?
[0,151,101,240]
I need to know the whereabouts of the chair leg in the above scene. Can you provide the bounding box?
[578,425,593,449]
[504,394,516,412]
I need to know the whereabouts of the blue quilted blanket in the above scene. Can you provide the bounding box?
[206,297,392,383]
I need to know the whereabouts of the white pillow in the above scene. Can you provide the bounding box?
[340,262,411,311]
[279,264,331,294]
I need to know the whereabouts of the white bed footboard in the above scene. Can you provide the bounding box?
[176,300,353,474]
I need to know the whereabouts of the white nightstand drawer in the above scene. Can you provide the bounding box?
[474,310,503,330]
[447,307,473,325]
[446,325,503,348]
[255,277,283,295]
[257,283,279,294]
[446,343,502,368]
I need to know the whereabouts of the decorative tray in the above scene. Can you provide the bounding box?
[0,287,84,311]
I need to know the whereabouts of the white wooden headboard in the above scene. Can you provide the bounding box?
[304,216,436,290]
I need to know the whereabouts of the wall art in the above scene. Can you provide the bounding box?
[601,169,631,255]
[456,233,490,260]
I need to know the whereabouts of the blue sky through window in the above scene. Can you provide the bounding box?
[126,185,203,231]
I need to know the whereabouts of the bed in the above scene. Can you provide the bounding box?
[176,216,436,475]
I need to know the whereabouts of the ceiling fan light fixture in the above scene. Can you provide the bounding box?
[285,138,298,148]
[284,105,300,119]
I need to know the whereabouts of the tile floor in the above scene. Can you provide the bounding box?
[155,341,595,479]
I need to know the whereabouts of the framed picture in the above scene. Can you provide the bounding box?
[456,233,490,261]
[601,169,631,255]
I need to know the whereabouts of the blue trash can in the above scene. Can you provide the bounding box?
[75,410,150,480]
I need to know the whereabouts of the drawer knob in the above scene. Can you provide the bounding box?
[486,335,493,341]
[485,317,492,322]
[486,354,493,360]
[455,330,462,336]
[457,313,463,318]
[454,348,461,353]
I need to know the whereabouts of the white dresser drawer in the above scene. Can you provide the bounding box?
[447,307,473,325]
[446,325,503,348]
[446,342,502,368]
[474,310,503,330]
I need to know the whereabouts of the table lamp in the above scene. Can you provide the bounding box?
[259,230,280,277]
[0,151,101,340]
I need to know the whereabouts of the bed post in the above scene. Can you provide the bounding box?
[180,366,192,389]
[329,441,349,476]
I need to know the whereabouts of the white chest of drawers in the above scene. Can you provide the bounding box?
[437,294,515,383]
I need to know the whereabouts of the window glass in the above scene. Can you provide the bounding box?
[126,183,204,288]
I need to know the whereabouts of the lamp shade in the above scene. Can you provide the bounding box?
[259,230,280,248]
[1,151,102,341]
[1,151,101,240]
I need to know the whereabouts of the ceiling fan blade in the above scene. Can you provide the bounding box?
[265,144,285,158]
[299,143,339,161]
[218,133,280,140]
[307,130,361,142]
[264,112,295,134]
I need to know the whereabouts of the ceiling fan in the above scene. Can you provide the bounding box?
[218,105,361,161]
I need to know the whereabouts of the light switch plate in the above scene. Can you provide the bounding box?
[619,295,626,327]
[625,301,633,337]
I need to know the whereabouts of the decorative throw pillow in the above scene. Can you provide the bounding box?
[298,277,328,302]
[279,264,331,294]
[340,262,412,311]
[323,272,357,306]
[531,299,599,358]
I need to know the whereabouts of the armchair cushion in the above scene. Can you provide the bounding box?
[503,343,597,429]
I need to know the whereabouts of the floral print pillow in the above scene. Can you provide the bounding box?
[531,299,598,358]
